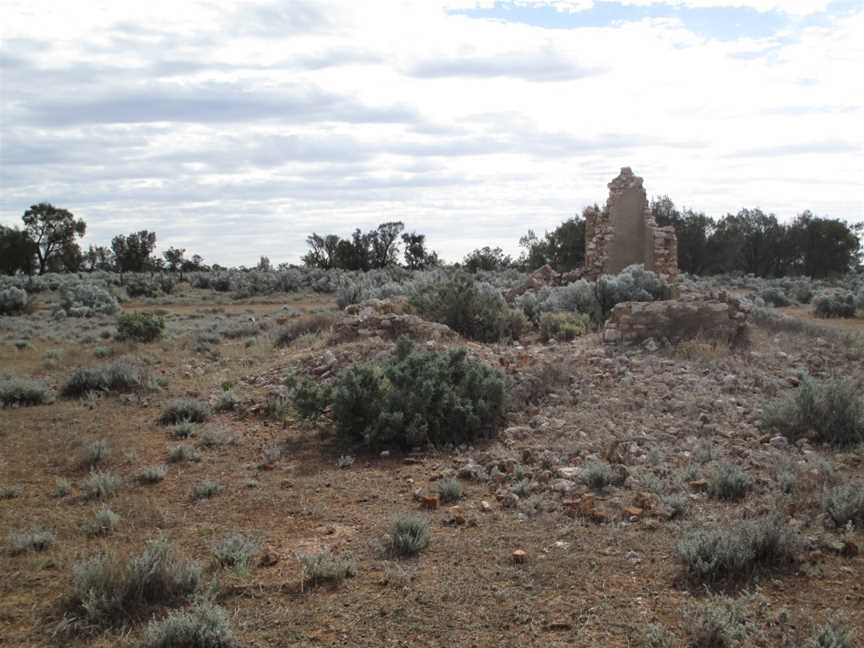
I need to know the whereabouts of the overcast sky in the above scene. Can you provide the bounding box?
[1,0,862,267]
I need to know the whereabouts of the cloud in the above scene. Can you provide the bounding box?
[407,47,605,81]
[733,140,864,157]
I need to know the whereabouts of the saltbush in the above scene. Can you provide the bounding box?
[274,313,335,347]
[762,375,864,448]
[823,483,864,527]
[759,287,791,307]
[410,272,525,342]
[6,528,55,555]
[60,283,119,317]
[0,287,29,315]
[388,514,431,556]
[212,533,259,573]
[116,312,165,342]
[677,516,798,583]
[160,399,212,424]
[707,463,751,501]
[596,264,671,318]
[300,550,357,585]
[330,338,505,448]
[62,362,149,397]
[806,616,857,648]
[0,377,52,407]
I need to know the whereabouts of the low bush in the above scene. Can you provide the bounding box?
[437,478,463,503]
[80,470,121,501]
[581,461,618,491]
[142,601,233,648]
[60,283,119,317]
[677,516,798,584]
[762,375,864,448]
[137,465,168,484]
[806,615,856,648]
[124,276,161,298]
[197,428,236,449]
[0,377,52,407]
[116,312,165,342]
[0,484,22,499]
[64,537,200,631]
[707,463,751,501]
[212,533,259,573]
[823,483,864,527]
[539,311,591,342]
[53,478,72,498]
[300,550,356,585]
[291,378,332,419]
[62,362,150,397]
[596,264,671,318]
[410,272,525,342]
[160,399,211,425]
[274,313,335,347]
[330,338,505,449]
[167,445,201,464]
[686,596,748,648]
[0,287,29,315]
[759,287,791,307]
[813,291,856,319]
[80,439,111,468]
[387,514,431,557]
[83,506,121,537]
[6,528,54,555]
[192,481,223,500]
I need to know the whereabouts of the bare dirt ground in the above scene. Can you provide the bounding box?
[1,287,862,647]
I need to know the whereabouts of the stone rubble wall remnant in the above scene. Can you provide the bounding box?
[585,167,678,282]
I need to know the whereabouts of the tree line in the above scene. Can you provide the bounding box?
[303,221,439,270]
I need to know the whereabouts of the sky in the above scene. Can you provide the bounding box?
[1,0,862,267]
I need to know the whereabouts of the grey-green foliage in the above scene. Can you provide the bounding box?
[291,378,331,419]
[83,506,121,537]
[192,481,223,500]
[54,478,72,498]
[62,362,150,397]
[330,338,505,449]
[80,439,111,468]
[758,287,791,307]
[137,465,168,484]
[596,264,671,317]
[142,601,233,648]
[388,514,431,556]
[116,312,165,342]
[167,444,201,464]
[823,483,864,527]
[66,537,200,630]
[687,596,748,648]
[813,291,856,319]
[0,286,29,315]
[197,428,236,449]
[634,623,674,648]
[160,399,212,424]
[518,279,602,324]
[300,550,357,585]
[763,375,864,448]
[212,533,259,573]
[581,461,617,491]
[80,470,121,501]
[707,463,751,501]
[60,282,119,317]
[437,478,463,503]
[538,311,591,342]
[0,484,22,499]
[806,616,857,648]
[677,516,799,583]
[6,528,54,555]
[0,377,52,407]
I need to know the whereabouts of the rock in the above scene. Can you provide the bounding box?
[557,467,580,480]
[511,549,528,564]
[550,479,576,494]
[770,435,789,449]
[259,544,279,567]
[480,500,492,513]
[421,495,439,510]
[622,506,643,519]
[689,479,709,492]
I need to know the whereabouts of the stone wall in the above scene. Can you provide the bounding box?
[584,167,678,282]
[602,293,750,346]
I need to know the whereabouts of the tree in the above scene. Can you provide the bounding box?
[789,211,861,277]
[181,254,207,272]
[111,230,158,273]
[463,246,512,272]
[369,221,404,268]
[0,225,37,275]
[402,232,439,269]
[21,203,86,274]
[302,233,341,269]
[163,247,186,272]
[651,196,715,275]
[518,215,586,272]
[83,246,115,272]
[257,256,272,272]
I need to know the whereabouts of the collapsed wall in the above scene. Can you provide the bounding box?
[584,167,678,282]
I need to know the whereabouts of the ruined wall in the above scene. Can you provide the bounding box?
[584,167,678,282]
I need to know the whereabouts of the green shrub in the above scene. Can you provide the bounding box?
[80,470,121,501]
[93,346,113,358]
[192,481,223,500]
[763,376,864,448]
[300,550,357,585]
[291,379,332,419]
[53,478,72,498]
[160,399,211,425]
[60,283,119,317]
[172,421,196,439]
[823,483,864,527]
[83,506,121,537]
[539,311,590,342]
[116,312,165,342]
[581,461,621,491]
[214,391,238,412]
[813,291,856,319]
[212,533,259,573]
[596,265,671,318]
[138,465,168,484]
[686,596,748,648]
[759,287,791,307]
[388,514,431,556]
[707,463,750,501]
[197,428,236,449]
[331,338,505,449]
[806,615,856,648]
[0,377,52,407]
[6,528,54,555]
[65,537,200,630]
[62,362,149,397]
[0,484,22,499]
[677,516,798,584]
[410,272,525,342]
[142,601,233,648]
[437,478,463,503]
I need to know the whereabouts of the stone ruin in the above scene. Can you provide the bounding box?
[584,167,678,281]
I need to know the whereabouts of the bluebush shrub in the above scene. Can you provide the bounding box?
[116,312,165,342]
[0,287,29,315]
